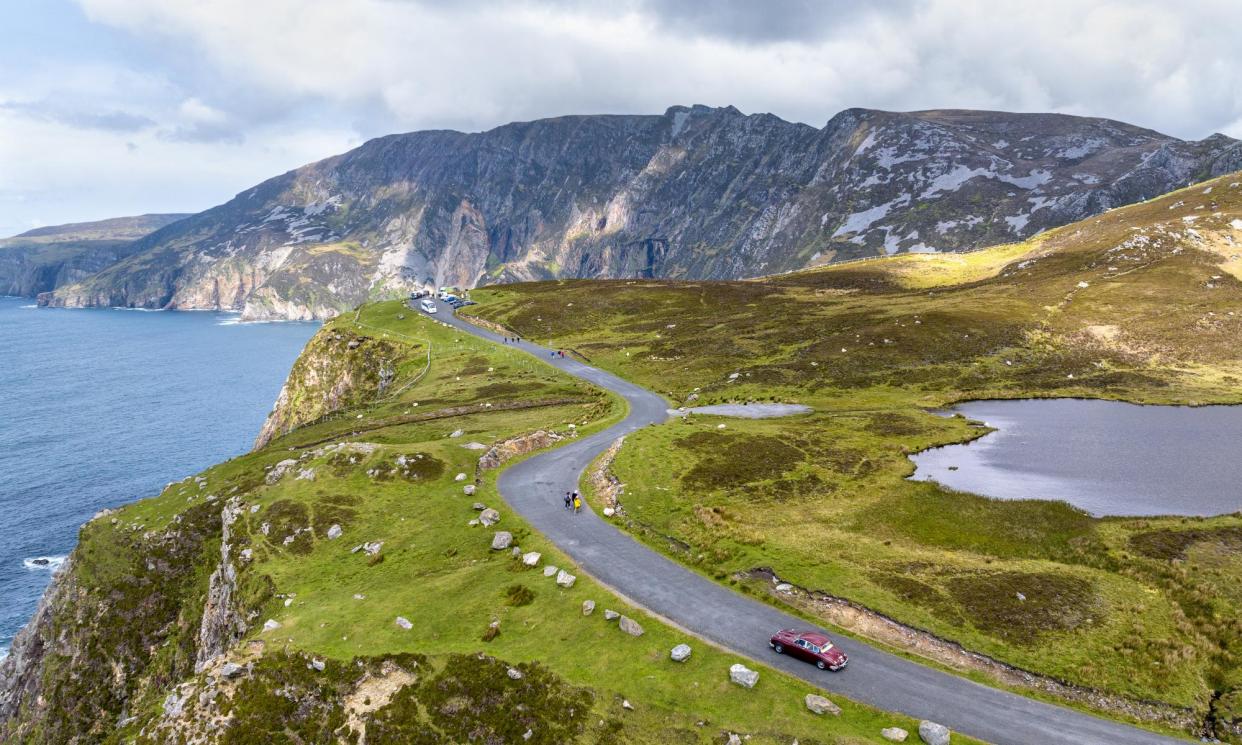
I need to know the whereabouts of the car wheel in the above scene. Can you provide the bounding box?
[773,644,784,655]
[816,660,827,670]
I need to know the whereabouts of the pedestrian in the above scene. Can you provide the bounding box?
[572,491,581,514]
[564,491,573,510]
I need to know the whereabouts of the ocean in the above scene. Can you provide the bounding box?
[0,297,317,655]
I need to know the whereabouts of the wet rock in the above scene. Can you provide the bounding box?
[618,616,644,637]
[670,644,692,662]
[918,721,950,745]
[491,531,513,550]
[805,694,840,715]
[729,663,758,688]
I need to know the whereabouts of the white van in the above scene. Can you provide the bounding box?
[419,298,437,314]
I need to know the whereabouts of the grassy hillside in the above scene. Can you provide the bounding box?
[464,173,1242,738]
[1,301,939,744]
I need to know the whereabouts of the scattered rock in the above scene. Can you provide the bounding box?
[582,599,595,615]
[265,459,299,484]
[670,644,692,662]
[918,721,950,745]
[473,502,487,510]
[805,694,840,715]
[450,429,464,438]
[491,531,513,550]
[602,507,615,517]
[262,619,281,632]
[468,519,480,527]
[729,663,759,689]
[555,570,576,588]
[543,565,558,577]
[462,442,488,450]
[395,616,413,630]
[463,484,477,496]
[295,468,316,481]
[603,609,619,620]
[219,662,244,679]
[455,472,467,481]
[507,667,524,680]
[353,593,365,600]
[618,616,644,637]
[726,734,742,745]
[881,727,909,742]
[480,508,501,526]
[310,658,326,672]
[522,551,542,566]
[326,524,343,540]
[622,699,634,711]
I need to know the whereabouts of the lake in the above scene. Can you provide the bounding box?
[0,297,317,655]
[908,398,1242,517]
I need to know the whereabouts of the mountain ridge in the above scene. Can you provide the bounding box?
[34,105,1242,319]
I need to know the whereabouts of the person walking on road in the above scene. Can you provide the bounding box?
[572,492,582,514]
[563,491,573,511]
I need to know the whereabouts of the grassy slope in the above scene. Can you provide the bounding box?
[463,174,1242,736]
[67,301,939,744]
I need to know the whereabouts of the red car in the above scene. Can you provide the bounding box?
[769,629,848,671]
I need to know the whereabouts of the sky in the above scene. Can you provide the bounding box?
[2,0,1241,238]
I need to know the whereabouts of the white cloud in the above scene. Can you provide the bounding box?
[1,0,1240,235]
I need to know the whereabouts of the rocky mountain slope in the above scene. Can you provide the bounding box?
[39,106,1242,320]
[0,214,188,297]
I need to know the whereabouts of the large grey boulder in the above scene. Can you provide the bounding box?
[491,531,513,550]
[881,727,909,742]
[670,644,692,662]
[618,616,644,636]
[918,721,950,745]
[805,693,841,715]
[729,663,759,688]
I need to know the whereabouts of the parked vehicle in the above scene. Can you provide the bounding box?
[769,629,847,671]
[410,289,430,300]
[419,298,437,314]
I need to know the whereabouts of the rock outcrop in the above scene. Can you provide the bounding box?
[195,499,248,671]
[477,430,564,472]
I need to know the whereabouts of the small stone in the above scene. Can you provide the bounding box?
[805,694,840,716]
[511,546,522,557]
[727,734,742,745]
[918,721,950,745]
[522,551,542,566]
[522,729,532,741]
[310,658,326,672]
[395,616,413,630]
[326,524,343,540]
[353,593,365,600]
[491,531,513,550]
[603,609,619,620]
[543,565,558,577]
[555,570,576,588]
[480,508,501,526]
[729,663,759,688]
[262,619,280,632]
[450,429,464,438]
[881,727,908,742]
[618,616,644,637]
[473,502,486,510]
[468,519,479,527]
[463,484,477,496]
[455,472,467,481]
[622,699,634,710]
[602,507,615,517]
[582,599,595,615]
[507,667,524,680]
[670,644,692,662]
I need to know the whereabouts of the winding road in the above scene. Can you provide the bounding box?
[432,301,1186,745]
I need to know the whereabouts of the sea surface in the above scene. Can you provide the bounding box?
[0,297,317,655]
[909,398,1242,517]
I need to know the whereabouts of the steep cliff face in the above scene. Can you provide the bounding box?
[0,214,187,297]
[253,326,399,449]
[39,106,1241,319]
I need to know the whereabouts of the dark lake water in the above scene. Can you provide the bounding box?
[909,398,1242,517]
[0,297,317,656]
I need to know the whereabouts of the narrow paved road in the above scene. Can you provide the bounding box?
[431,302,1186,745]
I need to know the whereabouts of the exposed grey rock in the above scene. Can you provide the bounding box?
[196,499,248,671]
[918,721,950,745]
[219,662,244,679]
[450,430,464,438]
[326,524,342,540]
[266,459,298,484]
[542,565,558,577]
[729,663,759,688]
[726,734,742,745]
[262,619,280,632]
[603,609,619,620]
[454,472,467,481]
[522,551,542,566]
[618,616,644,637]
[479,508,501,526]
[511,546,522,557]
[310,658,326,672]
[491,531,513,550]
[582,599,595,615]
[395,616,413,630]
[507,667,524,680]
[463,484,477,496]
[805,693,841,715]
[882,727,909,742]
[622,699,634,710]
[670,644,692,662]
[555,570,576,588]
[472,502,486,510]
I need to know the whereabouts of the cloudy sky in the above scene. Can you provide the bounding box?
[2,0,1241,237]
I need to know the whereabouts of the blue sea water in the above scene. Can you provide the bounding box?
[0,297,317,655]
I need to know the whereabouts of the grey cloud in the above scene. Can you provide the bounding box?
[1,100,154,132]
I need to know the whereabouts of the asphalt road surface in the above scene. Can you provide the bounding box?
[430,300,1187,745]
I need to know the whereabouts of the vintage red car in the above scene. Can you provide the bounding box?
[769,629,848,671]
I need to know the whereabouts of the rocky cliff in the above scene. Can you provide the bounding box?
[0,214,187,297]
[39,106,1242,320]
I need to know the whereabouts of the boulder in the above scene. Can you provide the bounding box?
[463,484,477,496]
[918,721,950,745]
[729,663,759,689]
[491,531,513,550]
[395,616,413,630]
[670,644,692,662]
[805,694,841,716]
[603,609,620,620]
[555,570,576,588]
[881,727,909,742]
[480,508,501,526]
[326,524,343,540]
[542,565,558,577]
[618,616,644,637]
[454,472,467,481]
[219,662,244,679]
[582,599,595,615]
[522,551,542,566]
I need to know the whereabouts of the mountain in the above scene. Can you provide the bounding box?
[0,214,189,297]
[38,106,1242,320]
